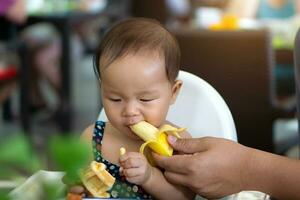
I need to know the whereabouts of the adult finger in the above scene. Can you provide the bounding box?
[163,171,192,188]
[152,153,192,174]
[168,136,209,154]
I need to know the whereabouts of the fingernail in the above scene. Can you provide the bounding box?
[168,135,177,144]
[119,167,125,176]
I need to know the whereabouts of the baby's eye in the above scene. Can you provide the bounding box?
[109,98,121,102]
[140,98,154,102]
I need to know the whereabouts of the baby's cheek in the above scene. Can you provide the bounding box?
[146,112,167,128]
[106,116,123,133]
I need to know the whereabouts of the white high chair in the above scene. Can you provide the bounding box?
[98,70,237,141]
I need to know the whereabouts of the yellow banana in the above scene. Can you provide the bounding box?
[130,121,185,157]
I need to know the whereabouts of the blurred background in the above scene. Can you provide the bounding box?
[0,0,299,182]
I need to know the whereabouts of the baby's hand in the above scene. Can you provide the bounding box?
[119,152,152,185]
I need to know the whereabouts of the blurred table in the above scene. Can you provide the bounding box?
[19,9,122,132]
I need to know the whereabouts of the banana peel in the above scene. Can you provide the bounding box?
[130,121,185,159]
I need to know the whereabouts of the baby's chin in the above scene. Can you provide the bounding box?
[127,133,142,140]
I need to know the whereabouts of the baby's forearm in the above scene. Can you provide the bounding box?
[142,167,194,200]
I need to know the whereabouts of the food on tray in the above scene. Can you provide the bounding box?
[80,161,115,198]
[66,192,82,200]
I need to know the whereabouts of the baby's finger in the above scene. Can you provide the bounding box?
[126,176,141,184]
[123,167,144,178]
[121,157,145,169]
[119,167,124,176]
[119,151,144,163]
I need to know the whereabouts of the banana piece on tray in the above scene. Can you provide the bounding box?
[80,161,115,198]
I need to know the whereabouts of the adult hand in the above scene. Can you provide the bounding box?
[153,136,252,199]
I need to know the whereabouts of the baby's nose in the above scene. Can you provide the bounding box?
[123,102,139,116]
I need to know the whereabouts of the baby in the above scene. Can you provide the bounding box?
[80,18,195,200]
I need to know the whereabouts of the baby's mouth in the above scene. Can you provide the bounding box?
[125,121,141,127]
[125,125,141,139]
[124,125,134,133]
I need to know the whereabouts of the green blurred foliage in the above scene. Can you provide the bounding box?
[0,133,91,199]
[48,135,90,185]
[0,135,41,179]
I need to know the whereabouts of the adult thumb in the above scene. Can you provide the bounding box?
[168,135,208,154]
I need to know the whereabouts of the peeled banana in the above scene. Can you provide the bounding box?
[130,121,185,157]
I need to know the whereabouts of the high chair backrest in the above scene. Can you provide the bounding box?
[167,70,237,140]
[98,70,237,141]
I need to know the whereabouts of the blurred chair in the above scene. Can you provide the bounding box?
[130,0,169,24]
[98,70,237,141]
[294,27,300,158]
[173,29,295,152]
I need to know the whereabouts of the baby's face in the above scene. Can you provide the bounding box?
[100,52,181,140]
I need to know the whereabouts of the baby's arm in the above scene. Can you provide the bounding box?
[80,124,95,161]
[120,151,194,200]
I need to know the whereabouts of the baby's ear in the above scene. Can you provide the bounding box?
[170,80,182,105]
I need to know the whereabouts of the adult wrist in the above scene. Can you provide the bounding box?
[240,146,262,191]
[242,147,274,194]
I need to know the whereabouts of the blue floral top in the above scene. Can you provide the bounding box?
[92,120,153,199]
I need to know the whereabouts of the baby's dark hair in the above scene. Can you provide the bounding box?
[93,17,181,82]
